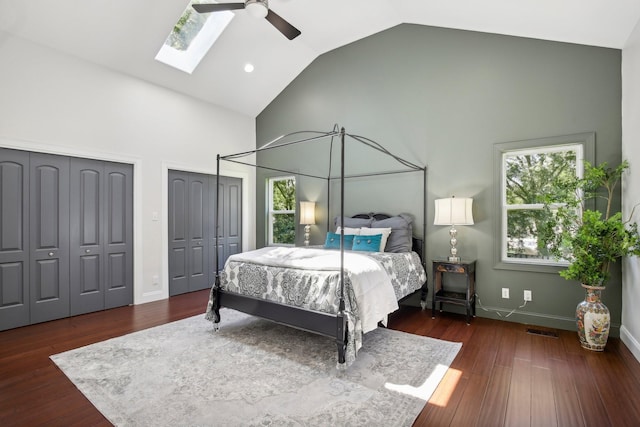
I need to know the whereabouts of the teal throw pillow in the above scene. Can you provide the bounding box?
[352,234,383,252]
[324,232,355,249]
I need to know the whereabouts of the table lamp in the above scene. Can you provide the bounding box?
[434,196,474,262]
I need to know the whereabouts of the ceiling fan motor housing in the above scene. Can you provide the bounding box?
[246,0,268,18]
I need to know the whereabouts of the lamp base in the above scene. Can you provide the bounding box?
[448,225,460,263]
[303,224,311,246]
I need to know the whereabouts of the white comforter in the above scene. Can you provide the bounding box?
[229,246,399,333]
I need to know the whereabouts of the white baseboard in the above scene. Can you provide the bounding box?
[139,289,165,304]
[620,326,640,363]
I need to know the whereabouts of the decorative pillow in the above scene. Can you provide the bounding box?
[336,226,361,235]
[371,214,413,253]
[359,227,392,251]
[352,234,383,252]
[334,216,373,229]
[324,232,355,249]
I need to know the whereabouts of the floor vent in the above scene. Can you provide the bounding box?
[526,328,559,338]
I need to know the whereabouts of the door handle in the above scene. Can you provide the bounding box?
[85,249,91,253]
[48,252,54,257]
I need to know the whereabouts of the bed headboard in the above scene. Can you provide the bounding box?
[351,213,424,262]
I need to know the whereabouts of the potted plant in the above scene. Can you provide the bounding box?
[538,160,640,350]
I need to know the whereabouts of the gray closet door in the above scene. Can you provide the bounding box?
[1,150,132,330]
[168,171,210,296]
[168,171,188,295]
[29,153,70,324]
[212,176,242,272]
[104,162,133,309]
[70,159,133,315]
[187,174,209,292]
[0,149,30,330]
[70,158,104,315]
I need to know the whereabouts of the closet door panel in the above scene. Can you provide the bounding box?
[29,153,70,324]
[209,176,242,278]
[187,175,209,292]
[171,247,187,286]
[70,159,104,315]
[104,162,133,309]
[169,171,211,295]
[213,179,226,271]
[168,171,188,296]
[211,176,242,271]
[0,149,30,330]
[225,178,242,259]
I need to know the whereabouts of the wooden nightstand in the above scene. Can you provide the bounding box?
[432,259,476,324]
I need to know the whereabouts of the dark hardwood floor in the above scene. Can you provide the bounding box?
[1,289,639,426]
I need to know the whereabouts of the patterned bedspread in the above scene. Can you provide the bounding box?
[205,247,426,363]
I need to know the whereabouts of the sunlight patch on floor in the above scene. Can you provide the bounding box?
[384,365,461,406]
[428,368,462,407]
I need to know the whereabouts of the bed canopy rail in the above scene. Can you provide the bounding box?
[213,125,427,364]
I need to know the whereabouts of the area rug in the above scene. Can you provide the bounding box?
[51,309,461,426]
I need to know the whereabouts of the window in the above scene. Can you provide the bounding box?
[155,1,234,74]
[267,176,296,245]
[494,133,594,270]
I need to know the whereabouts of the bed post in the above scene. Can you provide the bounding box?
[420,166,429,309]
[326,136,333,233]
[212,154,222,324]
[336,127,348,365]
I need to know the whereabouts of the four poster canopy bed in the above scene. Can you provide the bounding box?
[205,126,428,366]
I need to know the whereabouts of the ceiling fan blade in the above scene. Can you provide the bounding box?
[265,9,301,40]
[192,3,245,13]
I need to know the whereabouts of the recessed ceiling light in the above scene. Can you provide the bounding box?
[244,63,255,73]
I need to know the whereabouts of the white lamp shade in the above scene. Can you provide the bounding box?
[299,201,316,225]
[434,197,474,226]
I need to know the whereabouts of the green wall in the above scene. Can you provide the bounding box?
[255,24,623,333]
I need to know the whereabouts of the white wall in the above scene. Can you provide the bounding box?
[0,33,256,305]
[622,18,640,362]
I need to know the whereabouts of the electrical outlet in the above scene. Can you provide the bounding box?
[524,290,532,301]
[502,288,509,299]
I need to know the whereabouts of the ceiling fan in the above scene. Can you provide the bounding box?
[192,0,301,40]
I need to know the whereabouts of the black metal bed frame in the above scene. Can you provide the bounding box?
[210,126,427,365]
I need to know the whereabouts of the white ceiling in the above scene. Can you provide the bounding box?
[1,0,640,118]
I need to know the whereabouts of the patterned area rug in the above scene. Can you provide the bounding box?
[51,309,461,426]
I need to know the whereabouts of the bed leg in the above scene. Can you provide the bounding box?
[337,340,346,364]
[211,277,222,327]
[210,309,221,332]
[420,279,429,310]
[336,311,348,366]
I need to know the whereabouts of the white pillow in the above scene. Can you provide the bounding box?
[359,227,392,251]
[336,226,361,235]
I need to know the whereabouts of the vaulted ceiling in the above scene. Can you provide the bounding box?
[1,0,639,117]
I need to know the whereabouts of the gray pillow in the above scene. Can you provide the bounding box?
[372,214,413,253]
[334,216,373,229]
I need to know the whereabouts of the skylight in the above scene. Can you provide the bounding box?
[155,1,234,74]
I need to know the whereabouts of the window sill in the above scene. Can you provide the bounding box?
[494,259,565,274]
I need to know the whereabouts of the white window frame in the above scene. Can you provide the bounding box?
[493,132,594,272]
[501,144,583,266]
[267,176,296,246]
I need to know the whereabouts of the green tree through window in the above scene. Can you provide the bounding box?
[168,9,208,51]
[503,145,582,263]
[268,177,296,245]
